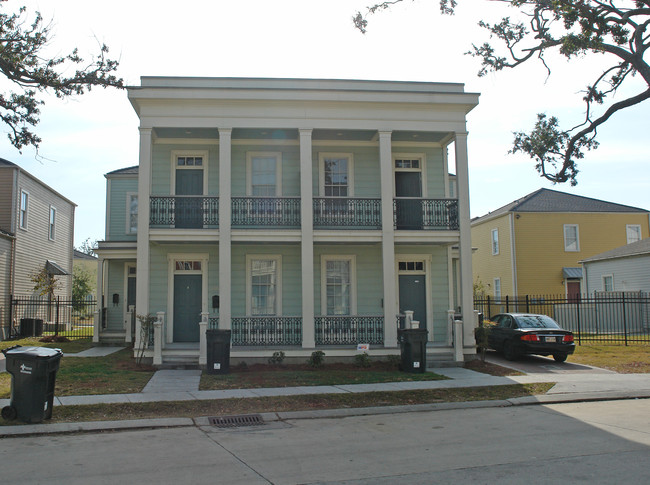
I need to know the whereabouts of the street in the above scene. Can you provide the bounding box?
[1,399,648,484]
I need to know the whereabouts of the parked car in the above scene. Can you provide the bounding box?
[480,313,575,362]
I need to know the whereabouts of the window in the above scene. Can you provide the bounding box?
[247,255,281,316]
[322,256,356,315]
[320,153,353,197]
[127,193,138,234]
[398,261,425,272]
[48,206,56,240]
[602,275,614,292]
[177,156,203,166]
[491,229,499,255]
[19,190,28,229]
[493,278,501,302]
[626,225,642,244]
[564,224,580,252]
[247,152,281,196]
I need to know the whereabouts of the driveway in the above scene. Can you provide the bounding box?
[483,349,615,375]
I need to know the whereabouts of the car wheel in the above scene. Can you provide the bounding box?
[553,353,568,363]
[503,341,517,361]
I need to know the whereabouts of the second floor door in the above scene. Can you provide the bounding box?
[175,169,203,228]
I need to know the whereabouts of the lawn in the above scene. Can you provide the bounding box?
[0,337,95,353]
[570,344,650,373]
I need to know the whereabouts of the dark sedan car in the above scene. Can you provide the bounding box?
[481,313,575,362]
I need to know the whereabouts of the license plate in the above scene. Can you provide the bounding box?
[544,336,557,343]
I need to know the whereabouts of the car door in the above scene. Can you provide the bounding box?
[489,314,513,350]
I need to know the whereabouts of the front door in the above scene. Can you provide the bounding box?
[175,169,203,228]
[399,274,427,328]
[173,274,202,342]
[395,172,422,229]
[567,280,581,303]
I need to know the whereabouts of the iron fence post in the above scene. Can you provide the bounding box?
[576,292,581,346]
[55,296,59,336]
[505,295,509,313]
[622,293,628,346]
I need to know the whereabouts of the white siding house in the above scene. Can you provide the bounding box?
[582,238,650,294]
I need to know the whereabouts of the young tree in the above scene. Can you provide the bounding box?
[354,1,650,186]
[0,3,123,151]
[76,238,98,257]
[72,266,93,308]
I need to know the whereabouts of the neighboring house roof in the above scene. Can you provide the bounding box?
[0,157,77,207]
[472,188,648,224]
[0,227,15,239]
[563,267,583,278]
[581,238,650,263]
[105,166,139,177]
[74,249,97,260]
[46,260,70,276]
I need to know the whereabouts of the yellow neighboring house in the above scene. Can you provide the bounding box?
[472,188,649,298]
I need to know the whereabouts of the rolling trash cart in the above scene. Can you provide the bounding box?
[206,329,231,374]
[1,346,63,423]
[398,328,428,373]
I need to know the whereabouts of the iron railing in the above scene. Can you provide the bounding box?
[149,196,219,228]
[231,197,301,228]
[474,292,650,345]
[315,315,384,345]
[231,316,302,346]
[9,295,96,340]
[393,198,458,230]
[313,198,381,228]
[208,316,219,330]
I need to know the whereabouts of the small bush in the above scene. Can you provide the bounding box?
[308,350,325,368]
[268,351,285,365]
[386,354,401,368]
[354,352,371,368]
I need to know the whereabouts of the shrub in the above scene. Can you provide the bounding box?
[354,352,371,368]
[308,350,325,368]
[387,354,401,368]
[268,351,285,365]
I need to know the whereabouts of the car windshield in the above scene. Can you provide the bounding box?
[515,315,561,329]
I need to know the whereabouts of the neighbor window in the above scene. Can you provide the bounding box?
[322,256,356,315]
[564,224,580,252]
[493,278,501,302]
[247,256,281,316]
[491,229,499,255]
[19,190,28,229]
[48,206,56,240]
[247,152,281,196]
[320,153,353,197]
[127,193,138,234]
[626,225,642,244]
[602,275,614,292]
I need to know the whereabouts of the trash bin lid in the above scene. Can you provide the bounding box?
[3,346,62,358]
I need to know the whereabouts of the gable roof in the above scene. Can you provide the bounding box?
[74,249,97,260]
[472,188,648,224]
[0,158,18,168]
[581,238,650,263]
[105,166,138,177]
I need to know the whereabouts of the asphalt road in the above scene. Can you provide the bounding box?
[1,399,648,484]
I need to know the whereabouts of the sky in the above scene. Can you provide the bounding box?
[3,0,649,248]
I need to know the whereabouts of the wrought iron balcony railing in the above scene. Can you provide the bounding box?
[313,198,381,229]
[231,316,302,346]
[393,198,458,230]
[231,197,301,228]
[150,196,219,228]
[315,315,384,345]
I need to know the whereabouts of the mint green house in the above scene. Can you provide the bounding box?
[95,77,479,366]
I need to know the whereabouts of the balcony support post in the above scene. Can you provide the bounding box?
[136,127,152,326]
[300,129,315,348]
[219,128,232,330]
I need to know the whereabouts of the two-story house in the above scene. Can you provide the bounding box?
[94,77,479,365]
[472,188,649,300]
[0,159,76,339]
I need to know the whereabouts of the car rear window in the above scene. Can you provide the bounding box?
[515,315,561,329]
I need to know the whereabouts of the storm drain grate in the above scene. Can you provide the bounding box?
[208,414,265,428]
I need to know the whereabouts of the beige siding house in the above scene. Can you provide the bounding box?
[0,159,76,338]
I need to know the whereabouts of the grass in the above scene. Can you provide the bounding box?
[0,337,95,353]
[570,344,650,373]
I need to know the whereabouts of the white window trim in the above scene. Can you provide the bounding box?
[126,192,138,235]
[318,152,354,197]
[166,253,209,344]
[246,151,282,196]
[493,277,502,302]
[564,224,580,252]
[170,150,209,196]
[48,205,56,241]
[246,254,282,316]
[19,189,29,230]
[602,274,614,292]
[392,152,427,198]
[321,255,357,315]
[626,224,642,244]
[491,228,499,255]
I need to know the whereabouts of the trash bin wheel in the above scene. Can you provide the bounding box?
[1,405,17,421]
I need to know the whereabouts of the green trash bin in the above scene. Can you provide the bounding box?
[206,329,231,374]
[1,346,63,423]
[398,328,428,373]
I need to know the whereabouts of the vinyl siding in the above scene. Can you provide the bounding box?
[231,144,300,196]
[0,236,11,329]
[584,255,650,293]
[105,261,126,330]
[515,212,650,295]
[151,145,219,196]
[0,167,16,231]
[106,177,138,241]
[471,214,515,296]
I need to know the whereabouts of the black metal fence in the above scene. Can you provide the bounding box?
[9,295,96,340]
[474,292,650,345]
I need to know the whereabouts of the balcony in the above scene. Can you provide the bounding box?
[394,198,458,230]
[313,198,381,229]
[315,315,384,345]
[150,196,219,228]
[231,197,301,228]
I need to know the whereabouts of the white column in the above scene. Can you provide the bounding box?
[125,305,134,343]
[299,129,315,348]
[379,131,397,348]
[153,311,164,365]
[199,312,208,366]
[135,127,152,346]
[93,257,104,343]
[218,128,232,330]
[455,132,475,350]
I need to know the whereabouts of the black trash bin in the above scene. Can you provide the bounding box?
[206,329,231,374]
[398,328,428,373]
[1,346,63,423]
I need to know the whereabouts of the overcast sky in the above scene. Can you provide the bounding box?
[3,0,649,247]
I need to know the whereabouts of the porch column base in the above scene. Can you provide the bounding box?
[453,319,464,362]
[153,313,164,366]
[199,312,208,366]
